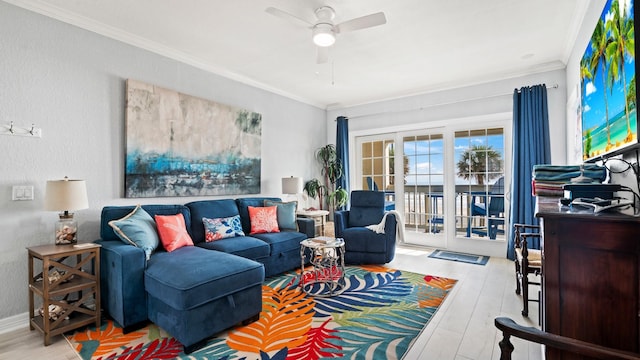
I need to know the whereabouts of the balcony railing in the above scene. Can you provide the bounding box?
[398,185,505,239]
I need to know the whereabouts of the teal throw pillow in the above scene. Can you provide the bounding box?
[108,205,159,260]
[203,215,245,242]
[264,200,298,231]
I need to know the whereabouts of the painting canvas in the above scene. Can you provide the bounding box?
[581,0,637,161]
[125,79,261,198]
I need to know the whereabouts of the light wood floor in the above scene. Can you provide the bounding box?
[0,245,542,359]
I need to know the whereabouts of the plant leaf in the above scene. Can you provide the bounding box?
[418,276,457,308]
[287,319,342,359]
[313,270,412,317]
[71,321,148,358]
[327,308,433,359]
[97,337,182,360]
[227,285,315,353]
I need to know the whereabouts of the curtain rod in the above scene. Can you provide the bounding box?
[339,83,559,120]
[515,83,558,93]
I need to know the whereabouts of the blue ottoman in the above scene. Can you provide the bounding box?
[145,246,264,353]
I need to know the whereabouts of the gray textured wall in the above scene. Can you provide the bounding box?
[0,2,325,322]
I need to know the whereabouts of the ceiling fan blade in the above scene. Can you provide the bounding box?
[265,7,313,28]
[316,46,329,64]
[335,12,386,33]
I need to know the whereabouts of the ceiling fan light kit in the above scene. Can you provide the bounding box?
[312,24,335,47]
[266,5,386,63]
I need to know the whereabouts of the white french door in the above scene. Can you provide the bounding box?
[400,132,447,249]
[353,116,511,256]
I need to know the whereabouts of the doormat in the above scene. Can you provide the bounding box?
[428,250,489,265]
[66,265,457,360]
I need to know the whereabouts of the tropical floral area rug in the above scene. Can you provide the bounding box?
[66,265,456,360]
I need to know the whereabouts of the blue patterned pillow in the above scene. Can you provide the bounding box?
[203,215,245,242]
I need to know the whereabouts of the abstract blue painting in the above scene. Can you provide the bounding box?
[125,79,261,198]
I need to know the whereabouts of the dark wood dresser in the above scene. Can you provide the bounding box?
[537,200,640,359]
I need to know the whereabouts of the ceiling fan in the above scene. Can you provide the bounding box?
[265,5,387,63]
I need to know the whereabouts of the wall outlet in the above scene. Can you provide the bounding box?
[12,185,34,201]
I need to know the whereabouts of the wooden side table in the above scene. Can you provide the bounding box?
[27,243,101,346]
[296,209,330,236]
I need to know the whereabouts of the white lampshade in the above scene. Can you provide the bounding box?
[282,176,303,194]
[44,177,89,214]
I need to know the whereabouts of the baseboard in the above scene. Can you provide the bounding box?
[0,312,28,335]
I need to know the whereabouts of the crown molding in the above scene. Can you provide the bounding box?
[3,0,327,110]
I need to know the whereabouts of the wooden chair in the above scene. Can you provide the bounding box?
[513,224,542,318]
[495,317,640,359]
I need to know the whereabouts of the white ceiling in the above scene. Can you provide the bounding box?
[6,0,587,109]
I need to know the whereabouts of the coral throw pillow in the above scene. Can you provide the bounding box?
[248,206,280,234]
[154,213,194,252]
[264,200,298,231]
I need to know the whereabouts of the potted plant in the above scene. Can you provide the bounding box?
[313,144,348,213]
[303,178,326,210]
[329,187,348,210]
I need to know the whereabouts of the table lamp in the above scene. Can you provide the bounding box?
[282,176,303,209]
[282,176,303,195]
[44,176,88,245]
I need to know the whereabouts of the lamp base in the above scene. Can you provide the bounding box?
[55,213,77,245]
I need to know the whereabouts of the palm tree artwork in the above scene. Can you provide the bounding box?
[606,0,635,142]
[589,18,612,148]
[581,0,637,160]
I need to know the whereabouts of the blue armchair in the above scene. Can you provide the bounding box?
[334,191,397,264]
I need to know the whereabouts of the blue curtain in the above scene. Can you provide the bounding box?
[508,85,551,259]
[336,116,350,209]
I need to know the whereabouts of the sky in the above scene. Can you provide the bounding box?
[403,131,504,186]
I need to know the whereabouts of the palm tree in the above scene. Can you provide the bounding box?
[456,145,502,185]
[628,75,636,110]
[580,56,593,83]
[589,18,612,147]
[606,0,635,142]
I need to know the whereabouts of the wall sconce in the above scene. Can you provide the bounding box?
[44,176,88,245]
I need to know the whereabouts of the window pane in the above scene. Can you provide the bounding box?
[373,158,383,174]
[360,139,395,196]
[362,142,372,158]
[454,127,505,240]
[404,134,445,235]
[363,158,372,175]
[373,141,384,157]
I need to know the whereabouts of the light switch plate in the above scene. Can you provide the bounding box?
[12,185,34,201]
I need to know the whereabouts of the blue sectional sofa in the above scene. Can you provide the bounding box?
[96,197,314,353]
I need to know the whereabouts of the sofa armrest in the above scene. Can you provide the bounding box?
[334,210,349,238]
[95,240,148,329]
[296,217,315,238]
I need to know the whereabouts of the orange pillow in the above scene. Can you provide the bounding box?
[154,213,194,252]
[248,206,280,234]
